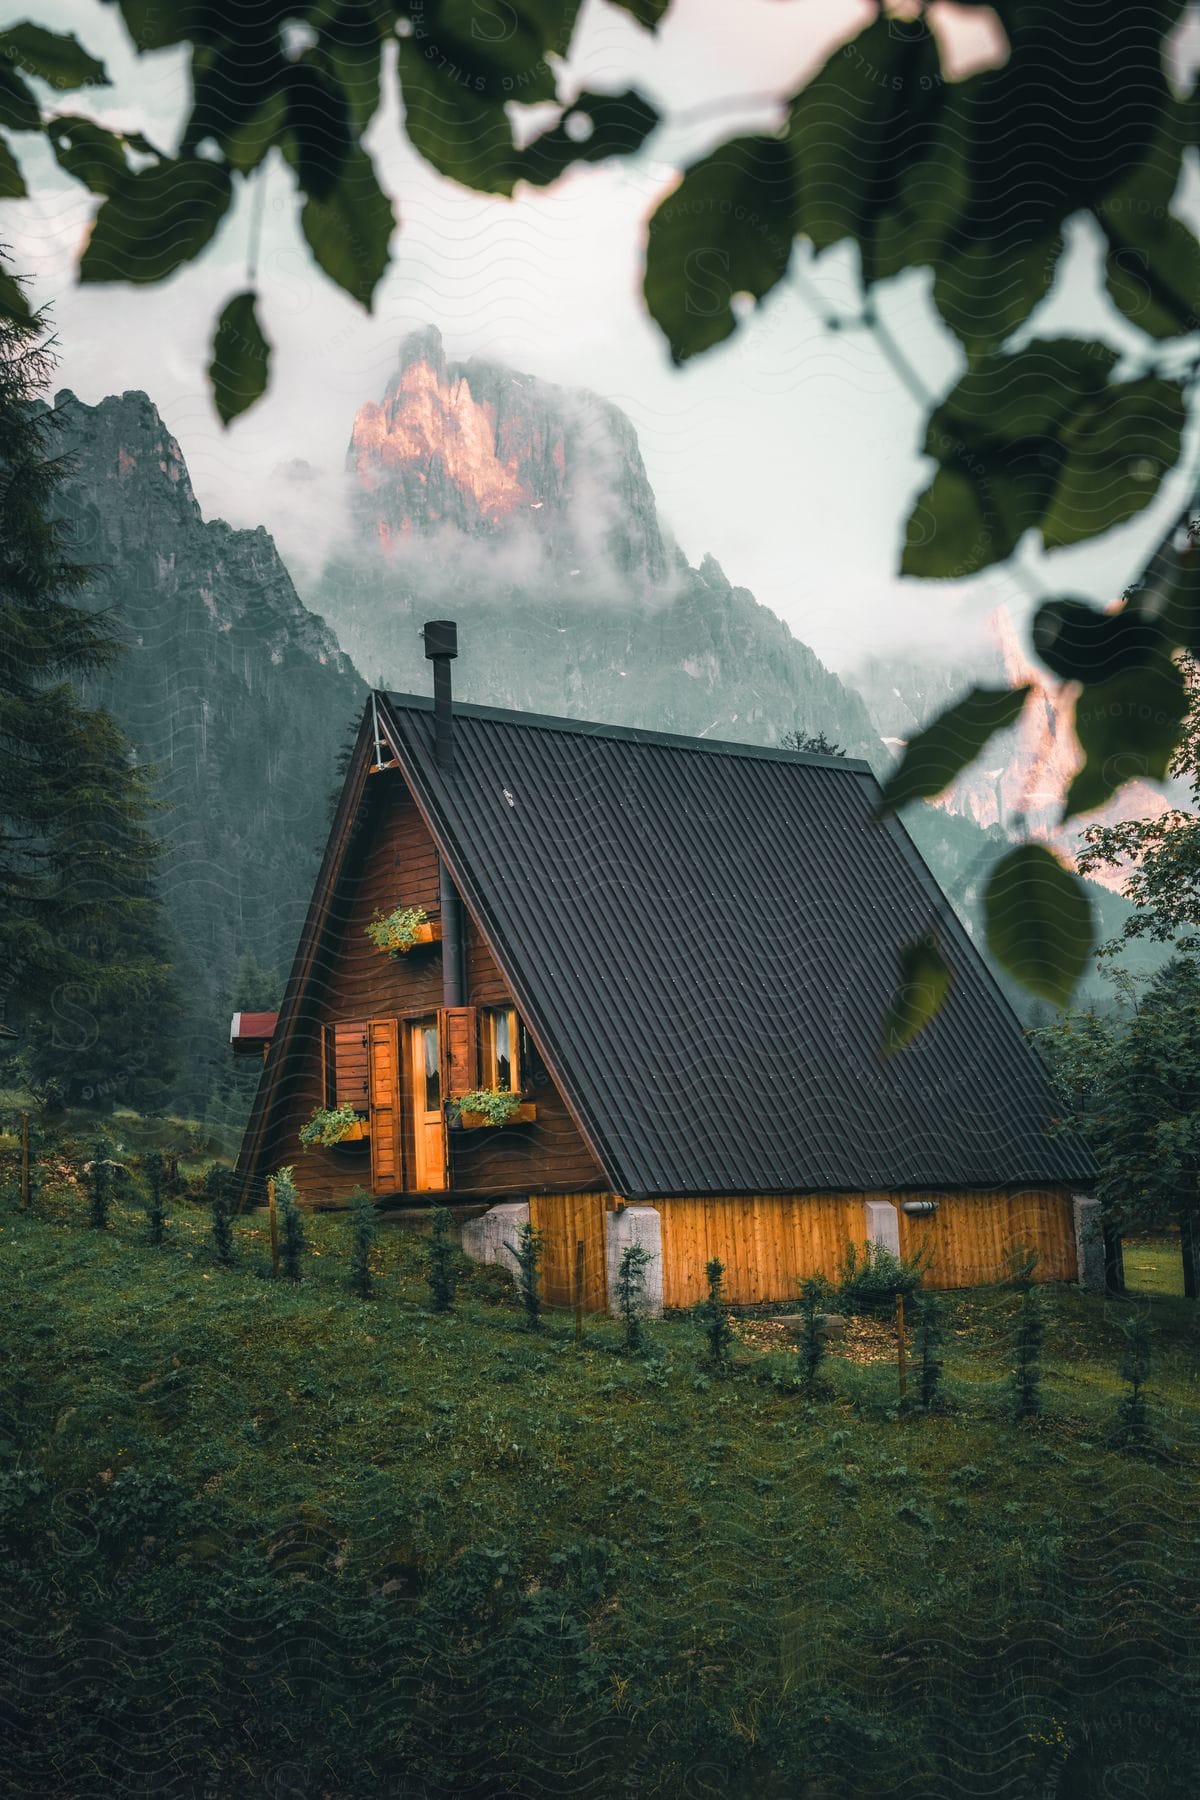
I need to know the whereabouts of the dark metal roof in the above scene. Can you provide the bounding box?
[382,692,1094,1197]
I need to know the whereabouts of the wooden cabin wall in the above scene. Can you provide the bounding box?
[656,1189,1078,1308]
[262,772,602,1204]
[528,1193,610,1310]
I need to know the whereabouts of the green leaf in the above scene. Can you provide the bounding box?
[517,89,657,187]
[46,115,127,195]
[79,159,232,284]
[929,338,1117,443]
[1102,215,1200,339]
[0,133,24,198]
[1065,649,1188,819]
[209,290,271,426]
[984,845,1094,1006]
[0,23,108,90]
[605,0,669,24]
[398,40,518,194]
[430,0,580,99]
[901,465,1036,581]
[644,136,796,364]
[788,15,942,265]
[878,685,1031,813]
[932,232,1063,356]
[883,934,952,1054]
[1031,596,1162,684]
[110,0,185,53]
[0,64,39,132]
[1040,376,1186,549]
[299,145,393,310]
[222,92,288,176]
[284,60,353,202]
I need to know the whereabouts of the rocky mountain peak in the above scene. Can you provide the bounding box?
[346,329,668,583]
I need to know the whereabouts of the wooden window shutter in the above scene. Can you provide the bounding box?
[438,1006,478,1098]
[332,1020,370,1110]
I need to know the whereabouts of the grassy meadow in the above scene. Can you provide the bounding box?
[1,1135,1199,1797]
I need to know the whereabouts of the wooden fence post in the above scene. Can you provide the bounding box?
[895,1292,907,1401]
[268,1176,280,1279]
[19,1110,29,1209]
[574,1238,585,1345]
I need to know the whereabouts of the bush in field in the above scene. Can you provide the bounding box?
[205,1164,234,1266]
[275,1166,305,1282]
[698,1258,733,1368]
[615,1242,653,1350]
[1116,1309,1152,1449]
[915,1291,946,1411]
[349,1187,375,1300]
[1011,1284,1045,1421]
[837,1240,930,1314]
[797,1275,832,1387]
[512,1220,543,1330]
[144,1150,167,1244]
[427,1206,457,1312]
[89,1141,111,1230]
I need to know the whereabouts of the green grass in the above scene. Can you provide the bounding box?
[3,1174,1200,1796]
[1123,1236,1187,1296]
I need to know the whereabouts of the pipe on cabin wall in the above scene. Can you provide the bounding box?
[440,859,465,1007]
[900,1199,938,1218]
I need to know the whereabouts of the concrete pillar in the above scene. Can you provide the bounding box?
[605,1204,663,1319]
[1073,1194,1107,1294]
[864,1199,900,1257]
[459,1200,530,1286]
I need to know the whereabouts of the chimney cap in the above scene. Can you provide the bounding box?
[423,619,458,660]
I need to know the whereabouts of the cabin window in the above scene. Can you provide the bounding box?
[420,1021,441,1112]
[483,1006,521,1092]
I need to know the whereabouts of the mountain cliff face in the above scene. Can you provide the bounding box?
[312,328,881,758]
[53,389,365,1118]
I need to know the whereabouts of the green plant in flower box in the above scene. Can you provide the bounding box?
[299,1104,363,1148]
[449,1088,523,1127]
[365,905,429,954]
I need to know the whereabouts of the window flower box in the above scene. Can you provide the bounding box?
[365,905,441,956]
[449,1089,537,1130]
[299,1105,370,1149]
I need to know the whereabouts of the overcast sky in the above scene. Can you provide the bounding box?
[5,0,1199,681]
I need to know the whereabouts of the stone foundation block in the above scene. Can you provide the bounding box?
[605,1204,663,1319]
[1073,1194,1106,1294]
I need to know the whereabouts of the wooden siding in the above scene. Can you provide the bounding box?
[658,1189,1078,1308]
[529,1193,609,1311]
[266,772,603,1205]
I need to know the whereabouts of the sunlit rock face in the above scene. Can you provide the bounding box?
[347,325,668,584]
[312,327,879,758]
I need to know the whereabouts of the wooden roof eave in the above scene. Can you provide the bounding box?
[233,706,379,1209]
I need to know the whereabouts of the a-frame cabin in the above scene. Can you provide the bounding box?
[234,622,1094,1311]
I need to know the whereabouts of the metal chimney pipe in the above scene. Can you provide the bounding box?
[422,619,458,773]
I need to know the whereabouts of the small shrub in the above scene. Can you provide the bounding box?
[1010,1283,1045,1421]
[275,1166,306,1282]
[915,1291,945,1411]
[1116,1308,1152,1448]
[837,1239,930,1314]
[349,1188,375,1299]
[615,1242,653,1350]
[427,1206,458,1312]
[698,1258,733,1368]
[144,1151,167,1245]
[1004,1242,1040,1287]
[88,1141,111,1230]
[206,1164,234,1266]
[797,1275,833,1387]
[512,1220,544,1330]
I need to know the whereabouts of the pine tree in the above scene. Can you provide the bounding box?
[89,1140,111,1229]
[276,1166,306,1282]
[0,266,178,1108]
[1011,1284,1045,1421]
[797,1276,830,1387]
[349,1187,375,1299]
[699,1258,733,1367]
[427,1206,457,1312]
[144,1149,167,1244]
[207,1163,234,1266]
[1116,1309,1152,1448]
[615,1242,652,1350]
[513,1220,543,1330]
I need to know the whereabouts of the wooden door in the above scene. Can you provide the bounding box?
[410,1016,448,1191]
[368,1018,401,1195]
